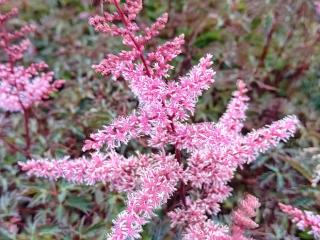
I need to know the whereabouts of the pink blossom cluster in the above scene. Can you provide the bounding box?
[20,0,299,239]
[108,154,182,239]
[280,203,320,239]
[231,194,260,240]
[21,152,156,192]
[0,0,63,112]
[183,194,260,240]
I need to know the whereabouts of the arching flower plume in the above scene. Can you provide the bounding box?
[20,0,299,239]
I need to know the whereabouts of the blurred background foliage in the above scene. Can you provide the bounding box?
[0,0,320,239]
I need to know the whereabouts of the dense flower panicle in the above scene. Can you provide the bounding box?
[107,154,182,240]
[217,80,249,133]
[279,203,320,239]
[231,194,260,239]
[181,194,260,240]
[21,0,300,239]
[242,115,299,163]
[142,13,168,42]
[169,185,232,228]
[183,222,232,240]
[169,115,297,230]
[147,35,185,78]
[83,113,141,151]
[0,3,64,112]
[19,152,155,192]
[122,0,142,20]
[0,63,64,111]
[165,54,215,119]
[89,0,171,79]
[84,53,215,151]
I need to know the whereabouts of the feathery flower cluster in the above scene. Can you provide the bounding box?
[21,0,299,239]
[20,152,155,191]
[0,0,63,112]
[183,194,260,240]
[279,203,320,239]
[231,194,260,240]
[108,154,182,239]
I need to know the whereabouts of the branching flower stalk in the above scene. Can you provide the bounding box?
[110,0,189,207]
[20,0,299,239]
[0,1,64,155]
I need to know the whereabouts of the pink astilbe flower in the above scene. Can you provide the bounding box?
[183,194,260,240]
[231,194,260,240]
[279,203,320,239]
[183,222,232,240]
[168,115,298,234]
[217,80,249,133]
[108,154,182,240]
[21,0,299,239]
[0,1,63,112]
[19,152,154,192]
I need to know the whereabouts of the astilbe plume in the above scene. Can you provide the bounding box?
[183,194,260,240]
[279,203,320,239]
[0,0,63,112]
[20,0,299,239]
[231,194,260,240]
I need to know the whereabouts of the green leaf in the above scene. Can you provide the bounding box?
[83,221,106,234]
[39,225,61,235]
[0,230,13,240]
[244,33,263,47]
[251,17,262,30]
[194,30,222,48]
[263,14,273,33]
[278,155,313,182]
[297,230,314,240]
[292,197,313,207]
[237,0,247,12]
[65,196,92,213]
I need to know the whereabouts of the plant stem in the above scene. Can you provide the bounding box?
[113,0,152,77]
[2,33,31,158]
[175,147,187,208]
[0,134,29,156]
[22,107,31,156]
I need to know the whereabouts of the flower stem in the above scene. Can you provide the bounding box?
[113,0,152,77]
[22,107,31,156]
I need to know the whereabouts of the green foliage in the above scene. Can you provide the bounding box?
[194,30,223,48]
